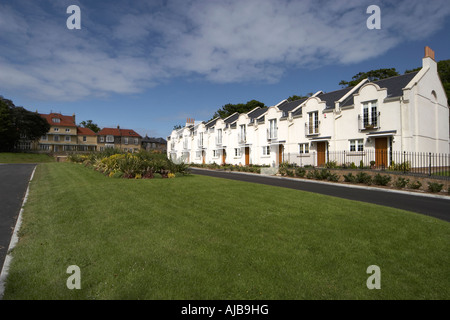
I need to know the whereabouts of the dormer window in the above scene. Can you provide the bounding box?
[52,118,60,123]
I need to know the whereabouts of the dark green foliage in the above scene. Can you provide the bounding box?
[210,100,266,121]
[394,177,409,189]
[428,182,443,193]
[295,167,306,177]
[79,120,100,133]
[0,96,50,152]
[339,68,400,87]
[373,174,392,186]
[343,173,356,183]
[356,172,372,185]
[407,180,422,190]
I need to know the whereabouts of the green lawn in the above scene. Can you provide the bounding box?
[0,152,54,163]
[3,162,449,299]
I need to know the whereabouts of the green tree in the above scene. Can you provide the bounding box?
[339,68,400,87]
[211,100,266,120]
[287,93,313,101]
[79,120,100,133]
[0,96,50,152]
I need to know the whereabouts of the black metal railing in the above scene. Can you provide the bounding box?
[281,150,450,180]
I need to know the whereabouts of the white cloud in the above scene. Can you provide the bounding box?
[0,0,449,101]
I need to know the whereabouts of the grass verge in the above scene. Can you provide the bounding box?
[3,162,449,299]
[0,152,54,163]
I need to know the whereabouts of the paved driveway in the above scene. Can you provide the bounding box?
[191,168,450,223]
[0,164,36,272]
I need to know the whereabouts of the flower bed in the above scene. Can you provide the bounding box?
[68,149,189,179]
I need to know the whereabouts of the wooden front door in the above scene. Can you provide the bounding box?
[317,142,326,166]
[202,151,205,164]
[222,149,226,165]
[279,145,284,164]
[245,147,250,165]
[375,138,388,168]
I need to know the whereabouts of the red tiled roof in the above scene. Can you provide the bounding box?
[40,113,77,127]
[97,127,142,138]
[77,127,97,136]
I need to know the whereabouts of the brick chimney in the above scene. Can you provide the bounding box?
[186,118,195,126]
[424,46,435,61]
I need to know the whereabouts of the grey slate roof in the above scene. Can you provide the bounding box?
[340,71,420,107]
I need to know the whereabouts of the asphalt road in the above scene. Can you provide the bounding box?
[190,168,450,223]
[0,164,36,272]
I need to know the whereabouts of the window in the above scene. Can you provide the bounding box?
[124,137,129,145]
[239,125,246,143]
[350,139,364,152]
[134,138,138,145]
[217,129,223,144]
[65,128,70,133]
[83,136,87,142]
[65,135,71,142]
[199,132,204,147]
[362,101,378,128]
[40,144,50,151]
[53,127,59,132]
[299,143,309,154]
[54,135,60,142]
[105,143,114,149]
[262,146,270,156]
[100,136,105,142]
[106,135,114,143]
[41,135,48,141]
[234,148,241,157]
[52,118,60,123]
[269,119,277,139]
[213,150,219,158]
[308,112,319,134]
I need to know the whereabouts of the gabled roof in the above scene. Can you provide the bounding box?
[77,127,96,136]
[205,117,219,129]
[248,107,268,121]
[316,87,356,109]
[340,71,421,107]
[40,113,77,127]
[224,112,239,124]
[278,98,308,116]
[97,127,142,138]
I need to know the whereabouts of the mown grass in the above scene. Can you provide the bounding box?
[3,162,449,300]
[0,152,54,163]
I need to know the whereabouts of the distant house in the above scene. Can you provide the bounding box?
[141,135,167,152]
[76,127,97,152]
[97,126,142,152]
[38,112,78,152]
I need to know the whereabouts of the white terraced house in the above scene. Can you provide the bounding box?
[167,47,449,169]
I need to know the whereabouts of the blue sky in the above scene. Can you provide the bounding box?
[1,0,449,139]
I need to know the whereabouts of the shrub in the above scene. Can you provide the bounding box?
[325,161,338,169]
[285,169,295,177]
[327,172,340,182]
[356,172,372,185]
[306,170,316,179]
[393,177,409,189]
[295,167,306,178]
[373,174,391,186]
[350,162,357,169]
[389,161,411,172]
[428,182,443,193]
[343,173,356,183]
[359,160,364,169]
[407,180,422,190]
[153,173,162,179]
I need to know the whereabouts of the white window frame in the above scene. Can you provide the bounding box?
[52,118,60,123]
[234,148,241,157]
[134,138,138,145]
[269,119,277,139]
[350,139,364,152]
[299,143,309,154]
[100,136,105,143]
[124,137,129,145]
[362,101,378,128]
[65,135,71,142]
[65,128,70,133]
[213,150,219,158]
[54,135,60,142]
[83,136,87,142]
[106,135,114,143]
[262,146,270,156]
[53,127,59,132]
